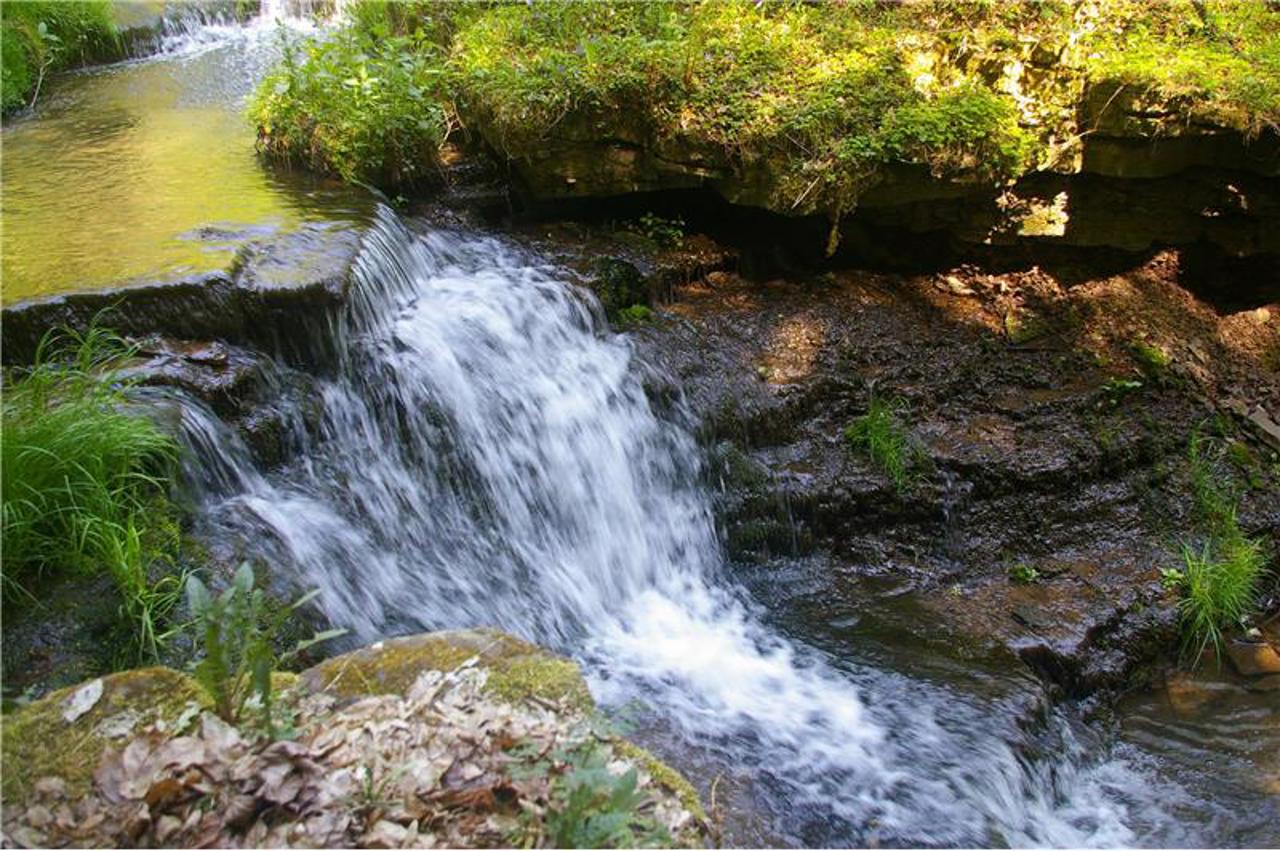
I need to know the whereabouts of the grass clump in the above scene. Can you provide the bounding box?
[1175,536,1264,662]
[613,304,655,329]
[2,324,183,658]
[844,395,925,492]
[1164,429,1271,662]
[1,0,121,112]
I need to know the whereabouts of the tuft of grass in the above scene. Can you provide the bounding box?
[1,323,183,659]
[1176,534,1264,663]
[613,304,654,329]
[1169,428,1271,662]
[844,395,924,492]
[1,0,121,112]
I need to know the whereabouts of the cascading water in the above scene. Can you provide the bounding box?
[176,208,1217,848]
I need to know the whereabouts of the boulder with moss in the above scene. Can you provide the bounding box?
[0,667,212,803]
[1,629,708,848]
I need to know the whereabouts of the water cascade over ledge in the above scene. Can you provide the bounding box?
[174,207,1214,848]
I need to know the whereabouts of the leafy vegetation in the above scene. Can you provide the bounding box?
[1,324,183,658]
[542,741,672,849]
[186,562,345,737]
[1,0,120,112]
[248,18,453,185]
[1165,430,1271,662]
[624,213,686,251]
[251,0,1280,228]
[1008,563,1041,585]
[844,395,924,492]
[613,304,655,329]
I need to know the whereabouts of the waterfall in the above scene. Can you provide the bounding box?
[176,207,1204,847]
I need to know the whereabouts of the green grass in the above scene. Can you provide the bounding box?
[1008,563,1040,585]
[613,304,654,329]
[1168,429,1271,662]
[1176,534,1264,663]
[2,324,183,659]
[1,0,121,112]
[844,395,923,492]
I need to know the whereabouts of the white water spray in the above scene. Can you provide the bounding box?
[179,208,1203,847]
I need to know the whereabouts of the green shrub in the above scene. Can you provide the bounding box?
[186,562,344,736]
[0,0,120,112]
[248,19,452,186]
[844,395,925,492]
[2,324,183,658]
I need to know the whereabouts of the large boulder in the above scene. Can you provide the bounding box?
[298,628,706,820]
[1,630,708,848]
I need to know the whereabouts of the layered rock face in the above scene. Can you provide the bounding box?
[466,81,1279,261]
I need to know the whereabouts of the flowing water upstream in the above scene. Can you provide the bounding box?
[7,8,1277,848]
[0,1,365,302]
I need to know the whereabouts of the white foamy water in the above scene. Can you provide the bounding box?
[176,208,1219,847]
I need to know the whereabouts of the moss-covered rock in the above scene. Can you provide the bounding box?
[297,629,707,824]
[297,627,595,713]
[0,667,211,802]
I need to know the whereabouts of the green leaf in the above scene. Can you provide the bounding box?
[185,574,211,615]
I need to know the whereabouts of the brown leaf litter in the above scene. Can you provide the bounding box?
[2,667,701,848]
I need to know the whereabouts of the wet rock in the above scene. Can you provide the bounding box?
[587,258,650,317]
[1,222,365,367]
[1248,674,1280,692]
[1225,639,1280,677]
[625,249,1280,703]
[121,337,266,418]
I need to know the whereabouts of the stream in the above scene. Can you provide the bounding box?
[4,6,1276,848]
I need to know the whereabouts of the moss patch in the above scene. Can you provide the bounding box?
[298,628,595,713]
[0,667,211,802]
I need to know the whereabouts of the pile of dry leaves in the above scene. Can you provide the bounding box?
[2,666,700,848]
